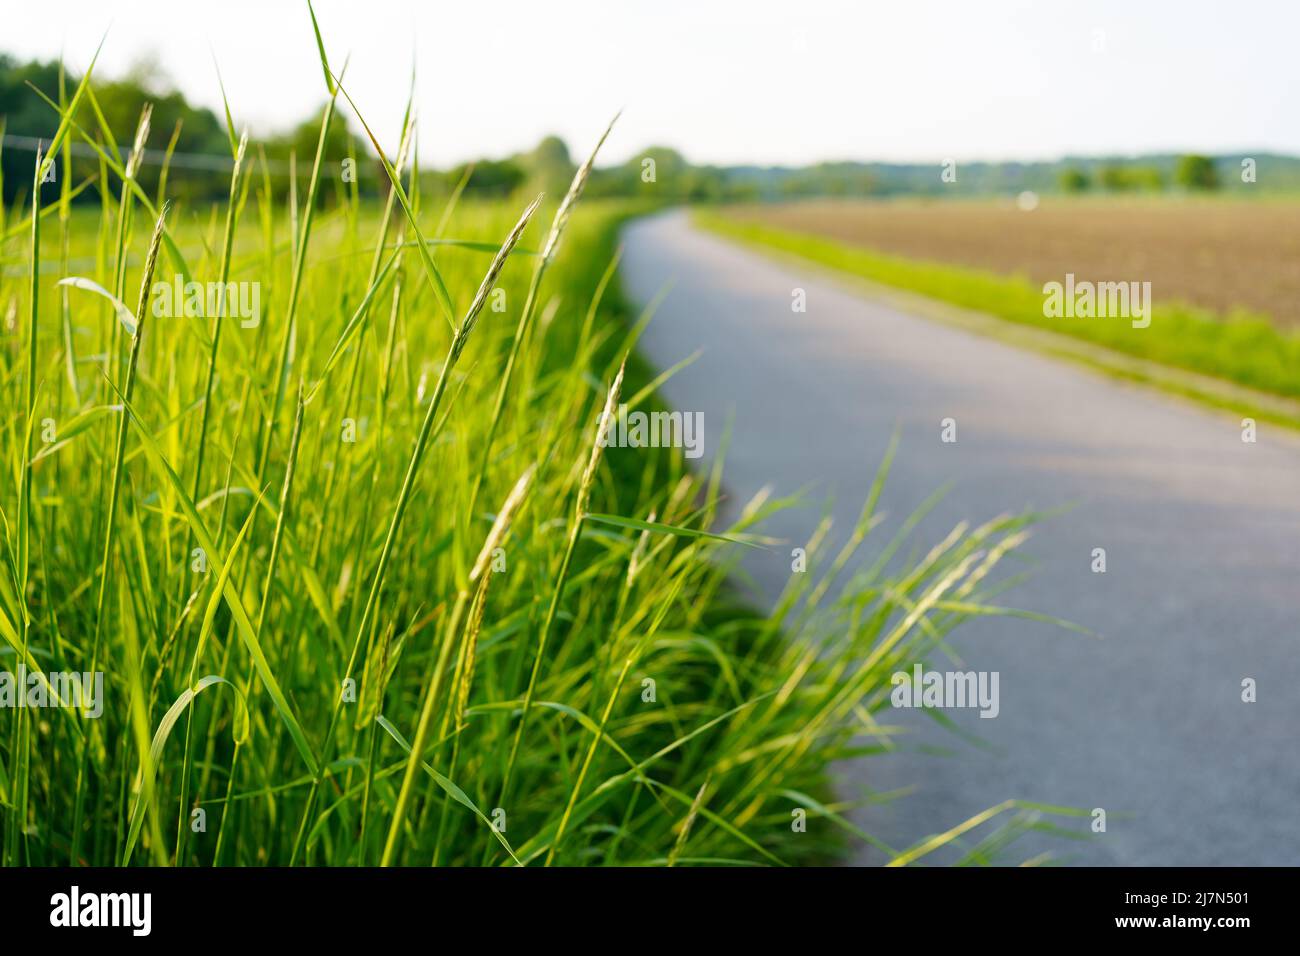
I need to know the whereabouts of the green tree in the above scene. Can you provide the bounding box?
[263,107,364,205]
[1097,164,1164,192]
[516,134,574,197]
[1098,165,1133,191]
[1175,154,1220,191]
[1128,166,1165,191]
[447,158,526,197]
[1058,168,1090,192]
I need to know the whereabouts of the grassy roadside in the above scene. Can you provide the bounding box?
[0,2,1093,865]
[0,68,1075,867]
[695,211,1300,429]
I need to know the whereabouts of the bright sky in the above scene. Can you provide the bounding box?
[4,0,1295,167]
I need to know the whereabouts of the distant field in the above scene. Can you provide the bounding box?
[716,197,1300,328]
[699,200,1300,405]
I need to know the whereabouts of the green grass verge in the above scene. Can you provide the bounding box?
[0,18,1083,867]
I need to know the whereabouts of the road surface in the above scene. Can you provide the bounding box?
[619,209,1300,866]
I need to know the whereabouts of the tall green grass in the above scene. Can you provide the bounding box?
[0,13,1073,867]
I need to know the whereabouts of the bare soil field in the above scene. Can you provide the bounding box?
[719,198,1300,328]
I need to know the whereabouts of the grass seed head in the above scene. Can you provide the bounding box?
[125,103,153,180]
[542,110,620,263]
[469,464,535,583]
[234,128,249,174]
[576,357,626,517]
[453,576,491,728]
[132,203,169,328]
[452,193,543,361]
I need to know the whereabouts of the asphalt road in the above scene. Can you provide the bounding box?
[619,209,1300,866]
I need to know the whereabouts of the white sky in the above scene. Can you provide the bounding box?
[3,0,1295,167]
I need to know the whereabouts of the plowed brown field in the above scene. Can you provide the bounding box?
[720,198,1300,327]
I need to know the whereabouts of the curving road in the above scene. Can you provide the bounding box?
[619,209,1300,866]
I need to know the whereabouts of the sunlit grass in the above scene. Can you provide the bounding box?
[0,10,1076,867]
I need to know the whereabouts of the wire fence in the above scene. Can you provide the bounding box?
[1,130,382,179]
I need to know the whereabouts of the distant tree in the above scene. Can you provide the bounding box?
[1098,165,1132,191]
[1,54,66,204]
[516,134,575,196]
[1175,154,1220,191]
[447,158,526,197]
[682,167,726,201]
[724,181,762,202]
[263,107,364,205]
[1096,164,1166,192]
[1059,168,1090,193]
[0,53,370,206]
[812,162,875,197]
[1127,166,1165,191]
[526,134,571,168]
[624,146,689,196]
[0,53,234,204]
